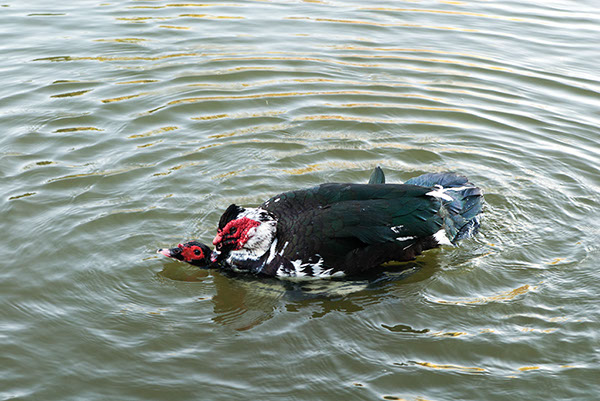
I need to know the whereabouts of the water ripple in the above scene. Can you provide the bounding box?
[2,0,600,399]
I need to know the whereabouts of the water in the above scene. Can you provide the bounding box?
[1,0,599,399]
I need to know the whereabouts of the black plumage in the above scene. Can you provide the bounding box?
[212,170,483,277]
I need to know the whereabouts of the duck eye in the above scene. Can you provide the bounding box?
[230,226,237,234]
[194,249,201,256]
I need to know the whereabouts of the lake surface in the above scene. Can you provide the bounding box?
[1,0,599,399]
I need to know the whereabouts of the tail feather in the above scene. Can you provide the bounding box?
[368,166,386,184]
[406,172,483,244]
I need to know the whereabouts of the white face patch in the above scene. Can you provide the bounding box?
[226,208,277,263]
[238,207,274,223]
[226,249,261,264]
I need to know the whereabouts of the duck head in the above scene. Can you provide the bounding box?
[211,204,277,263]
[157,241,212,268]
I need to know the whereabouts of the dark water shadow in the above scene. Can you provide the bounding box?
[158,255,441,331]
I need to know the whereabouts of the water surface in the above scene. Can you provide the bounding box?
[1,0,599,400]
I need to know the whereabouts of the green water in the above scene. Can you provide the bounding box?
[1,0,599,400]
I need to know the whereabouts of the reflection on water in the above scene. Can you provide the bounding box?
[159,259,435,331]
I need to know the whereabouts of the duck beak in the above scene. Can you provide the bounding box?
[157,245,184,260]
[210,250,220,263]
[157,248,172,257]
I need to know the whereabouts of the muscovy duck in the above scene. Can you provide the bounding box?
[211,171,482,277]
[157,167,388,267]
[158,168,483,278]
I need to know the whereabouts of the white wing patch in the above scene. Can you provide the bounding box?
[390,225,404,234]
[391,225,416,242]
[396,236,416,242]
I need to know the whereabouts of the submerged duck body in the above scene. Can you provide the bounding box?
[187,169,484,278]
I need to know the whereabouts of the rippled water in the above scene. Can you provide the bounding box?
[2,0,599,399]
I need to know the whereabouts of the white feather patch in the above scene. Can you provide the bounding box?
[426,185,454,201]
[237,208,277,254]
[308,256,325,277]
[265,238,278,265]
[277,256,344,280]
[391,225,404,234]
[226,207,277,265]
[433,229,453,246]
[396,236,416,242]
[426,184,474,202]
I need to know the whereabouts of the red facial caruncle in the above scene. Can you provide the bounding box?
[213,217,261,250]
[180,243,205,262]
